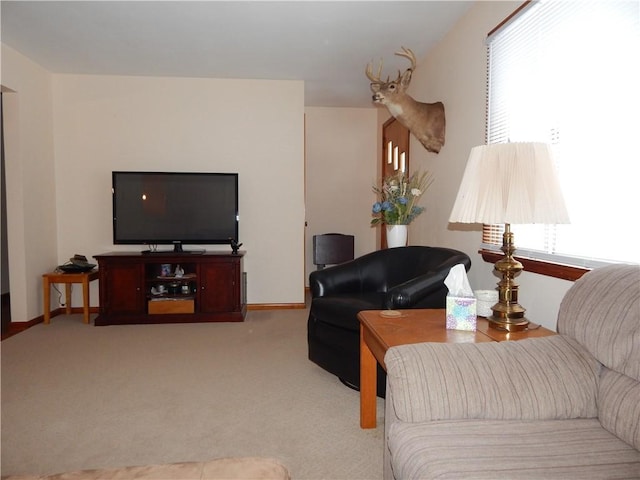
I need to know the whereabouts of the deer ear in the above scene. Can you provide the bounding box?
[400,70,413,87]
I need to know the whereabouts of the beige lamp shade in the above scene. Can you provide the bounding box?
[449,142,570,225]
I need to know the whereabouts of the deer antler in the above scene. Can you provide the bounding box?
[367,47,417,83]
[395,47,417,71]
[365,58,384,83]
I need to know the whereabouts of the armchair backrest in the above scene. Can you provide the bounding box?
[357,246,471,292]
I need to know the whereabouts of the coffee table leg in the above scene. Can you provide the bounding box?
[360,326,377,428]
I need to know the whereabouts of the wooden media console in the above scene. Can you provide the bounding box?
[94,251,246,326]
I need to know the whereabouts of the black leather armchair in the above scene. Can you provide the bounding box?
[307,246,471,397]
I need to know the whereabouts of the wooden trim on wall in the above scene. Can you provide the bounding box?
[1,316,41,340]
[487,1,532,37]
[1,307,101,340]
[247,303,306,311]
[480,249,589,282]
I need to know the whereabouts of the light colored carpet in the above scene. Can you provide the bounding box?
[1,307,384,479]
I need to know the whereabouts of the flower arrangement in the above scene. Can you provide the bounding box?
[371,170,433,225]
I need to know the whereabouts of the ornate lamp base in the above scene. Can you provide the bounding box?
[488,224,529,332]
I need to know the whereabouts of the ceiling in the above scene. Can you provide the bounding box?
[1,1,474,108]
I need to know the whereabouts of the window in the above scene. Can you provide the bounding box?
[485,0,640,268]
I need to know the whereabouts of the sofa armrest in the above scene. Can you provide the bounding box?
[385,335,600,423]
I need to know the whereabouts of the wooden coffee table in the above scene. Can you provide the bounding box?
[358,309,556,428]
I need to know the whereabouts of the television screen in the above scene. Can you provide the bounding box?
[112,171,239,251]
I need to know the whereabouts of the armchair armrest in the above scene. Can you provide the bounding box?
[385,269,448,309]
[385,335,599,423]
[384,254,471,309]
[309,261,362,298]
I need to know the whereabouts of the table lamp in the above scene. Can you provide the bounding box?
[449,142,570,331]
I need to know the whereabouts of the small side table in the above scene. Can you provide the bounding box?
[42,270,99,324]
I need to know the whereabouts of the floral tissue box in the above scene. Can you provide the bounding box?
[446,295,477,331]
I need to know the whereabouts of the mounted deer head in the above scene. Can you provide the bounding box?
[366,47,445,154]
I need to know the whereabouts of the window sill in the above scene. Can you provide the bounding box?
[480,249,590,282]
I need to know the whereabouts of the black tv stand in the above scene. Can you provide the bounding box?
[140,243,192,253]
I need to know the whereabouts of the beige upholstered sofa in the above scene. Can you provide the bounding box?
[384,264,640,479]
[2,457,290,480]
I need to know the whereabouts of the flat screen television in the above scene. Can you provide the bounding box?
[112,171,239,252]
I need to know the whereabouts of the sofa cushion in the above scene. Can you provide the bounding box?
[598,367,640,450]
[386,335,600,423]
[388,418,640,480]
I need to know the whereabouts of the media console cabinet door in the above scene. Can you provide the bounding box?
[199,261,240,313]
[100,262,145,314]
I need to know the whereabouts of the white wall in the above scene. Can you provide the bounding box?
[51,74,306,307]
[2,43,307,321]
[1,44,58,322]
[407,1,573,330]
[2,3,579,326]
[304,107,378,284]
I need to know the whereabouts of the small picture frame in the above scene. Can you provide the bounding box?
[160,264,172,277]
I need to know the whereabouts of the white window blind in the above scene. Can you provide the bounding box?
[485,0,640,267]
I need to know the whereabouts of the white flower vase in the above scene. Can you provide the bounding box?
[386,224,408,248]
